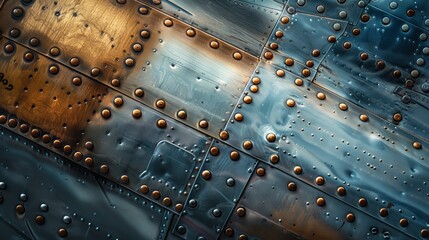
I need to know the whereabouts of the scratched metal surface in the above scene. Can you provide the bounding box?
[0,0,428,239]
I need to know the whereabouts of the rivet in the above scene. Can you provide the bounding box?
[24,52,34,62]
[7,119,17,128]
[269,154,279,164]
[239,234,247,240]
[132,109,142,119]
[243,96,252,104]
[252,77,261,85]
[111,78,120,87]
[316,197,325,206]
[226,178,235,187]
[352,28,361,35]
[49,65,59,74]
[315,176,324,185]
[212,208,221,217]
[269,42,278,50]
[91,67,101,76]
[392,70,401,78]
[406,9,415,17]
[230,151,240,161]
[339,103,348,111]
[379,207,388,217]
[286,99,295,107]
[35,215,45,225]
[58,228,68,238]
[72,77,82,86]
[337,186,346,196]
[157,119,167,128]
[125,57,135,67]
[234,113,243,122]
[138,6,149,15]
[398,218,408,227]
[312,49,320,57]
[12,7,24,18]
[293,166,302,175]
[100,165,109,174]
[73,152,83,161]
[360,52,368,60]
[199,119,209,129]
[361,14,370,22]
[225,228,234,237]
[10,28,20,38]
[210,147,219,156]
[49,47,60,56]
[393,113,402,122]
[85,141,94,150]
[287,182,297,191]
[177,225,186,234]
[175,203,183,212]
[42,134,51,143]
[63,145,72,154]
[156,99,165,108]
[4,43,15,53]
[201,170,211,180]
[276,69,285,77]
[0,115,6,124]
[69,57,80,66]
[16,204,25,214]
[101,109,111,118]
[264,51,273,59]
[134,88,144,97]
[346,213,355,222]
[114,97,123,106]
[29,37,40,47]
[281,16,289,24]
[186,28,196,37]
[256,167,265,176]
[295,78,303,86]
[177,110,187,119]
[421,229,429,238]
[327,36,336,43]
[163,18,173,27]
[275,30,283,38]
[152,190,160,199]
[250,85,259,93]
[132,43,143,52]
[306,60,314,68]
[236,207,246,217]
[358,114,369,122]
[242,140,253,150]
[210,40,219,49]
[233,52,242,60]
[358,198,367,207]
[19,124,29,133]
[413,142,422,149]
[120,175,129,184]
[53,139,62,149]
[376,60,385,69]
[285,58,294,66]
[316,92,325,100]
[84,157,94,167]
[266,133,276,142]
[140,185,149,194]
[162,197,172,206]
[140,30,150,39]
[116,0,126,3]
[302,68,311,77]
[343,42,351,49]
[219,130,229,140]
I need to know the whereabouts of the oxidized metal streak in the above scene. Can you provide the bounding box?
[0,0,428,239]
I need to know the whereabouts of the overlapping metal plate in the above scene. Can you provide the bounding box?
[0,0,428,239]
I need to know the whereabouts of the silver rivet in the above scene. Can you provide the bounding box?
[212,208,221,217]
[389,2,398,9]
[420,33,427,41]
[0,182,6,190]
[401,24,410,32]
[316,5,325,13]
[40,203,49,212]
[333,23,341,31]
[416,58,425,66]
[338,11,347,19]
[226,178,235,187]
[20,193,28,201]
[63,215,72,224]
[382,17,390,25]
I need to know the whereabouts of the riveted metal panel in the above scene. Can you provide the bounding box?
[0,127,171,240]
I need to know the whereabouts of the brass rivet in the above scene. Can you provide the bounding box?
[49,47,60,56]
[392,70,401,78]
[327,35,336,43]
[132,43,143,52]
[281,16,289,24]
[29,37,40,47]
[210,40,219,49]
[162,197,172,206]
[421,229,429,238]
[100,165,109,174]
[316,197,325,206]
[242,140,253,150]
[16,204,25,214]
[140,185,149,194]
[276,69,285,77]
[186,28,196,37]
[31,129,40,138]
[407,9,415,17]
[360,52,368,60]
[234,113,243,122]
[343,41,351,49]
[312,49,320,57]
[225,227,234,237]
[230,151,240,161]
[35,215,45,225]
[199,120,209,129]
[152,190,160,199]
[163,18,173,27]
[250,85,259,93]
[120,175,129,184]
[269,154,279,164]
[24,52,34,62]
[316,92,325,100]
[72,77,82,86]
[315,176,324,185]
[361,14,370,22]
[346,213,355,222]
[73,152,83,161]
[379,208,388,217]
[69,57,80,66]
[256,167,265,176]
[101,109,111,118]
[352,28,361,35]
[252,77,261,85]
[116,0,126,4]
[293,166,302,175]
[42,134,51,143]
[306,60,314,68]
[285,58,294,66]
[286,99,295,107]
[134,88,144,97]
[393,113,402,122]
[7,118,17,128]
[125,58,135,67]
[302,68,310,77]
[138,6,149,15]
[269,42,278,50]
[10,28,20,38]
[153,0,161,5]
[0,115,6,124]
[376,60,385,69]
[132,109,142,119]
[275,30,283,38]
[266,133,276,142]
[177,110,187,119]
[49,65,59,74]
[236,207,246,217]
[413,142,422,149]
[156,99,165,108]
[53,139,62,149]
[84,157,94,167]
[111,78,120,87]
[337,187,346,196]
[114,97,123,106]
[287,182,297,191]
[233,52,242,60]
[91,67,101,76]
[210,147,219,156]
[85,141,94,150]
[19,124,29,133]
[219,130,229,140]
[339,103,348,111]
[295,78,303,86]
[157,119,167,128]
[175,203,183,212]
[264,51,273,59]
[63,145,72,154]
[201,170,211,180]
[58,228,68,238]
[243,96,252,104]
[358,198,367,207]
[140,30,150,39]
